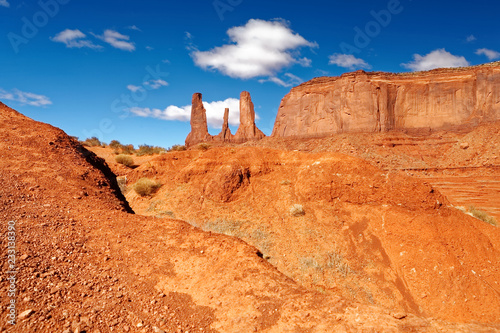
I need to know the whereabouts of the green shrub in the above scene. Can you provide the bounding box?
[115,154,134,167]
[290,204,305,217]
[469,206,498,226]
[136,144,167,156]
[133,178,161,197]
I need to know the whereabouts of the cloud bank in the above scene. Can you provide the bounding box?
[51,29,102,49]
[328,53,371,70]
[95,29,135,51]
[476,48,500,60]
[191,19,317,79]
[130,98,242,129]
[0,88,52,107]
[402,49,469,71]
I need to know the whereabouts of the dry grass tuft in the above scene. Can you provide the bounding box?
[133,178,161,197]
[115,154,134,167]
[468,206,498,226]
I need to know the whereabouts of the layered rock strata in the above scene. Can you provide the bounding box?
[272,63,500,138]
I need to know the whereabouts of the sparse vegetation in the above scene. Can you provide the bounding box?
[109,140,122,149]
[168,145,187,152]
[133,178,161,197]
[197,143,211,151]
[115,154,134,167]
[280,180,291,185]
[326,251,352,278]
[81,137,104,147]
[81,137,169,156]
[468,206,498,226]
[197,219,273,259]
[299,250,352,281]
[290,204,305,217]
[136,144,166,156]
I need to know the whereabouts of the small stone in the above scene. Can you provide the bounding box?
[18,309,34,320]
[153,326,165,333]
[460,142,469,149]
[391,312,407,319]
[137,322,143,328]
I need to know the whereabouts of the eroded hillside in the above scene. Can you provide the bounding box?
[4,104,497,331]
[125,147,500,325]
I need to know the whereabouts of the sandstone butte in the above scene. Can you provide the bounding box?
[185,91,265,147]
[272,62,500,138]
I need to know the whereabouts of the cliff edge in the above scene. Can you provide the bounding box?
[272,62,500,138]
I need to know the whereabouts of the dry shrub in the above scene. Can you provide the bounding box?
[169,145,187,152]
[469,206,498,226]
[133,178,161,197]
[136,144,166,156]
[197,143,211,151]
[115,154,134,167]
[81,137,103,147]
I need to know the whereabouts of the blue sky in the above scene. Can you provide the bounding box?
[1,0,499,148]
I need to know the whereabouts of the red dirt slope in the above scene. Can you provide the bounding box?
[126,147,500,325]
[3,104,494,331]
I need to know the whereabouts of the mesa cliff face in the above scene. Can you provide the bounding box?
[272,63,500,137]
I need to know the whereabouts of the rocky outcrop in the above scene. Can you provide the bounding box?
[185,93,210,147]
[272,63,500,138]
[233,91,266,143]
[185,91,265,147]
[214,108,232,141]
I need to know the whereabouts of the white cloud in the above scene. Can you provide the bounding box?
[146,46,154,51]
[259,72,304,87]
[127,80,168,94]
[144,79,168,90]
[0,0,10,7]
[475,48,500,61]
[130,98,242,128]
[96,29,135,51]
[401,49,469,71]
[127,25,141,31]
[328,53,371,70]
[191,19,317,79]
[466,35,476,42]
[0,88,52,107]
[127,85,143,93]
[51,29,102,49]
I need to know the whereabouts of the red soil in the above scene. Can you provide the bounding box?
[1,102,499,332]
